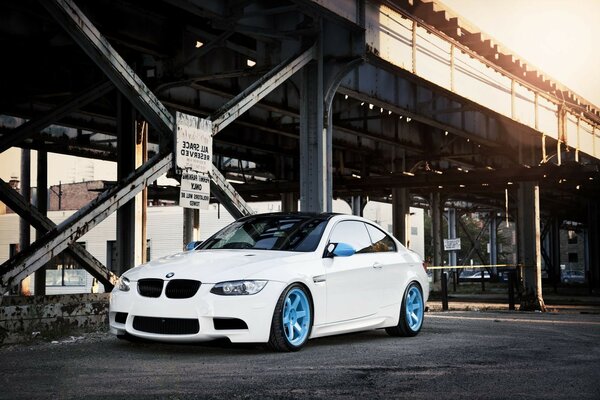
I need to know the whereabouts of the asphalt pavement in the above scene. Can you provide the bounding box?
[1,310,599,399]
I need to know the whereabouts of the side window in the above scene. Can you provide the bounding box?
[328,221,372,254]
[366,224,396,252]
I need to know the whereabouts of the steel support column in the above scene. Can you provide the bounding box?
[323,57,363,213]
[116,94,136,275]
[489,213,497,269]
[393,188,410,247]
[183,208,199,250]
[431,192,443,284]
[281,193,298,212]
[34,150,48,296]
[448,208,457,267]
[588,201,600,290]
[19,149,31,295]
[299,36,327,212]
[549,218,561,287]
[351,196,363,217]
[517,182,546,311]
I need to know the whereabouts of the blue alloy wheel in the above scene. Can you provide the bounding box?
[282,288,311,346]
[268,284,312,351]
[405,285,424,331]
[386,282,424,337]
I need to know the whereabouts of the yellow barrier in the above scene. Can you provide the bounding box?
[427,264,517,270]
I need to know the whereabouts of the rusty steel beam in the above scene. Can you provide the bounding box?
[210,44,316,135]
[0,152,173,294]
[40,0,255,218]
[41,0,174,139]
[2,1,325,289]
[0,81,113,154]
[0,178,118,291]
[232,163,600,194]
[202,45,317,217]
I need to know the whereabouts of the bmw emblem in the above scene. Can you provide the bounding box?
[165,272,175,278]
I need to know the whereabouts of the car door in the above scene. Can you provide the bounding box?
[364,223,407,311]
[324,220,381,323]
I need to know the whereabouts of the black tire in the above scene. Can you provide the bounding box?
[268,284,313,352]
[386,282,424,337]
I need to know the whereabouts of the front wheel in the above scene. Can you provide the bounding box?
[268,284,312,352]
[386,282,424,337]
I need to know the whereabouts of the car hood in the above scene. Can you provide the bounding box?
[122,249,310,283]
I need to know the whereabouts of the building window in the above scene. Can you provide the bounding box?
[568,253,578,263]
[9,243,19,258]
[411,227,418,236]
[107,240,118,271]
[45,242,87,286]
[567,230,578,244]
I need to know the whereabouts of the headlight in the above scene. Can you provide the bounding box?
[210,280,267,295]
[117,276,130,292]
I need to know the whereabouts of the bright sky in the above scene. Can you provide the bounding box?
[441,0,600,107]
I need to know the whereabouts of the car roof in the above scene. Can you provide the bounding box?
[237,212,339,222]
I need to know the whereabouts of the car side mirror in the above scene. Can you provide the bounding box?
[325,242,356,258]
[185,241,202,251]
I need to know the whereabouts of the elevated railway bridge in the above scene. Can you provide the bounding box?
[1,0,599,310]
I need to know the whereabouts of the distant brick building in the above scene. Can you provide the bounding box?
[48,180,112,211]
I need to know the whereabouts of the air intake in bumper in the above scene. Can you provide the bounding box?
[213,318,249,330]
[132,316,200,335]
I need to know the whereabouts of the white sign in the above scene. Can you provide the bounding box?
[179,171,210,210]
[175,112,213,174]
[444,238,461,251]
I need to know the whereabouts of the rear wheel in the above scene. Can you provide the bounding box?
[386,282,424,337]
[268,284,312,352]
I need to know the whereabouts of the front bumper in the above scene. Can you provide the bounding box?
[109,280,286,343]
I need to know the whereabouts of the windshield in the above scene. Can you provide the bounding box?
[198,215,328,252]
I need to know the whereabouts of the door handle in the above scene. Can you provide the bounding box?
[373,262,383,269]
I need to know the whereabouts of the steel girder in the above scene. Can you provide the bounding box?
[211,45,317,136]
[42,0,315,218]
[0,0,319,292]
[0,179,118,291]
[0,152,172,294]
[0,81,113,154]
[40,0,174,139]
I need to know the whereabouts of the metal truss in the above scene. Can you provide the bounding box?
[210,45,316,135]
[0,179,118,291]
[0,81,113,153]
[41,0,174,139]
[0,152,172,295]
[1,0,318,292]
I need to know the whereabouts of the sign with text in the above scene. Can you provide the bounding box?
[179,171,210,210]
[175,112,213,174]
[443,238,461,251]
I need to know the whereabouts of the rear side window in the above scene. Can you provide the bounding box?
[365,224,396,252]
[328,221,372,254]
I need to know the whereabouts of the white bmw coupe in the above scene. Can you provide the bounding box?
[110,212,428,351]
